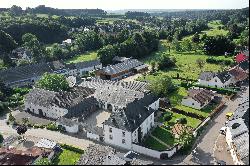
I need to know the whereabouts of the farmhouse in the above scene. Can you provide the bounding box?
[96,59,148,81]
[198,71,235,88]
[228,67,249,85]
[24,87,97,120]
[181,88,215,109]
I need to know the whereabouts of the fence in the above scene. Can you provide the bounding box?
[131,143,182,159]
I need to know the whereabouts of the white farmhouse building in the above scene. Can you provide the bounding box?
[103,94,159,150]
[181,88,215,110]
[24,87,97,120]
[198,71,235,88]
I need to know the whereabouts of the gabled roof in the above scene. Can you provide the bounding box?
[104,93,158,132]
[199,71,216,81]
[0,62,53,84]
[229,67,249,82]
[185,88,214,105]
[216,71,232,83]
[101,59,144,75]
[238,60,249,71]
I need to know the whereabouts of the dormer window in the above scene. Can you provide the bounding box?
[215,79,217,82]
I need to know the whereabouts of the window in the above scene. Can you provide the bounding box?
[122,139,126,144]
[192,103,194,105]
[109,135,113,140]
[215,79,217,82]
[122,131,126,137]
[109,128,112,133]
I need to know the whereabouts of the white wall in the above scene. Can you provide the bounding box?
[87,132,100,141]
[131,143,180,159]
[181,98,202,109]
[57,123,79,133]
[24,103,68,119]
[148,99,160,110]
[103,125,133,150]
[198,76,234,88]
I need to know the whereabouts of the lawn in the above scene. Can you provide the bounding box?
[151,127,176,146]
[162,110,202,129]
[143,136,168,151]
[53,149,82,165]
[201,20,229,36]
[139,40,230,82]
[65,51,98,64]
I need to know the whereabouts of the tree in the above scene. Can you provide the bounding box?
[196,58,206,70]
[36,73,70,92]
[16,125,27,140]
[203,36,235,55]
[8,113,16,123]
[158,55,176,70]
[0,30,18,53]
[149,76,177,97]
[173,39,182,52]
[192,32,200,43]
[35,158,52,165]
[22,33,46,62]
[151,61,157,73]
[9,5,23,16]
[98,45,117,65]
[22,118,29,125]
[178,128,194,153]
[181,39,192,52]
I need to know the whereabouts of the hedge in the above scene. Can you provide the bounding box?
[171,108,205,121]
[206,57,234,66]
[60,144,84,154]
[194,85,237,95]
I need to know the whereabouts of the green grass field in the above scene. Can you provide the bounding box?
[53,149,82,165]
[201,20,229,36]
[143,136,168,151]
[163,110,202,129]
[65,51,98,64]
[151,127,176,146]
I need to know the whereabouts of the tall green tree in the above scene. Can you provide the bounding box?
[36,73,70,92]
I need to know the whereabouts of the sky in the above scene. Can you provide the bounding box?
[0,0,249,10]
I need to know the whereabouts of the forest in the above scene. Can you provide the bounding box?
[0,5,249,69]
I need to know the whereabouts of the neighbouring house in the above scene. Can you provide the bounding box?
[11,47,32,62]
[0,60,102,87]
[235,50,249,64]
[24,87,97,120]
[225,97,249,165]
[181,88,215,109]
[238,59,249,74]
[198,71,235,88]
[96,59,148,81]
[76,144,153,165]
[228,67,249,85]
[112,56,131,64]
[62,39,72,45]
[0,62,53,87]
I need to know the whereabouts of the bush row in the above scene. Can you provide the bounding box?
[206,57,234,66]
[60,144,85,154]
[171,108,205,121]
[194,85,237,95]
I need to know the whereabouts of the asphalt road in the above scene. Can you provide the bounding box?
[181,86,249,165]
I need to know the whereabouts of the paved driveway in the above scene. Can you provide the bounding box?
[0,115,95,150]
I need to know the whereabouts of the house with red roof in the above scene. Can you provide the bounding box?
[235,50,249,63]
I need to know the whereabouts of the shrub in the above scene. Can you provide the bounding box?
[163,112,173,121]
[60,144,84,154]
[46,123,58,131]
[177,118,187,124]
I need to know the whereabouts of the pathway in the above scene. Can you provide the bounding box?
[150,134,170,149]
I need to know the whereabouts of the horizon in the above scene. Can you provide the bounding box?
[1,0,249,10]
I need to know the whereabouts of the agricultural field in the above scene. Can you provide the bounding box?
[65,51,98,64]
